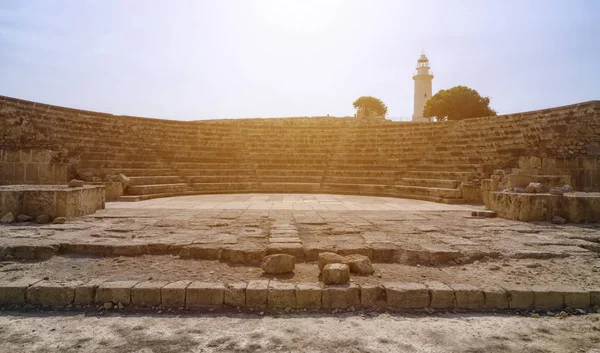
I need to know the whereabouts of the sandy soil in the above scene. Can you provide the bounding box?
[2,254,600,289]
[0,311,599,353]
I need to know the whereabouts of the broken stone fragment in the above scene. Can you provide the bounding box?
[345,254,374,275]
[0,212,15,224]
[260,254,295,274]
[68,179,85,187]
[322,263,350,285]
[524,182,543,193]
[16,214,33,222]
[318,252,347,271]
[35,214,51,224]
[53,217,67,224]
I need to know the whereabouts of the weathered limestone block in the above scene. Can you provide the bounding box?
[27,281,78,306]
[502,286,534,310]
[483,286,509,309]
[449,284,485,310]
[161,281,191,308]
[266,243,305,261]
[186,282,224,308]
[360,283,385,308]
[0,278,42,305]
[74,279,105,306]
[68,179,84,187]
[345,254,374,275]
[322,284,360,309]
[519,156,542,170]
[564,193,600,223]
[295,283,322,309]
[524,182,544,193]
[563,288,590,309]
[532,287,563,310]
[0,185,105,219]
[132,281,169,307]
[502,174,533,189]
[0,212,14,224]
[426,282,455,309]
[95,281,138,305]
[246,280,269,308]
[322,264,350,285]
[489,192,562,222]
[224,282,246,307]
[221,246,265,265]
[268,281,296,308]
[318,252,347,271]
[260,254,295,275]
[385,282,429,309]
[460,182,481,203]
[179,244,221,260]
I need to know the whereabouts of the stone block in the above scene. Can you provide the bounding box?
[318,252,347,271]
[31,150,52,163]
[246,280,269,308]
[563,288,590,309]
[483,286,509,310]
[37,164,55,184]
[261,254,295,275]
[74,279,105,306]
[591,289,600,307]
[502,174,533,188]
[95,280,138,305]
[0,278,42,305]
[267,243,305,261]
[161,281,191,308]
[268,281,296,309]
[385,282,429,309]
[426,282,455,309]
[449,284,485,310]
[519,156,542,170]
[295,283,321,309]
[503,286,534,310]
[27,281,77,306]
[179,244,221,260]
[224,282,246,307]
[322,284,360,309]
[346,254,374,275]
[25,164,38,183]
[186,282,224,308]
[532,286,563,310]
[322,263,350,285]
[370,243,396,262]
[360,283,385,308]
[132,281,169,307]
[221,246,265,265]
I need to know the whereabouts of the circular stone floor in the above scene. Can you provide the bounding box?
[107,193,482,211]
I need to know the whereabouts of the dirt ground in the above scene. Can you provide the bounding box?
[0,310,599,353]
[2,254,600,289]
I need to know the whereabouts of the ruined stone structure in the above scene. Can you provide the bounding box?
[1,95,599,205]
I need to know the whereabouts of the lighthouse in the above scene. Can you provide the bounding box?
[412,53,434,122]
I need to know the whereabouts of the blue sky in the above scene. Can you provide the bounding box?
[0,0,598,121]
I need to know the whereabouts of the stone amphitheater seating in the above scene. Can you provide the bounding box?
[1,95,598,203]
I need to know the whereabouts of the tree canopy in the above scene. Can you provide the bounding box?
[423,86,496,122]
[353,96,388,118]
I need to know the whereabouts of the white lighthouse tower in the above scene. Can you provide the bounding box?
[412,53,434,122]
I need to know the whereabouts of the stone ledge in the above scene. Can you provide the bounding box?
[0,279,598,312]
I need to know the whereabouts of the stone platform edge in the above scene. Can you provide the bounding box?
[1,278,598,312]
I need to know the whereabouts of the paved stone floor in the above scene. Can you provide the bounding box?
[108,194,481,211]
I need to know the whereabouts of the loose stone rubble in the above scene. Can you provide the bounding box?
[260,254,295,274]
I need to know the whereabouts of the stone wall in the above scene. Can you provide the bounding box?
[0,149,68,185]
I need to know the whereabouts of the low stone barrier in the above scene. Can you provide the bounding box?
[1,278,598,312]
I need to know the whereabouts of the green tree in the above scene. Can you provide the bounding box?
[423,86,496,122]
[353,96,388,118]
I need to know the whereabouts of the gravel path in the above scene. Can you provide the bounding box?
[1,311,599,352]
